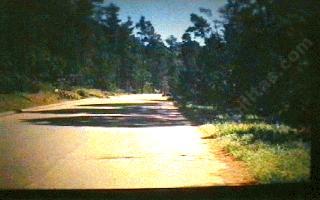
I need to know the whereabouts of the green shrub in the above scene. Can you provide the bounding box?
[0,76,18,93]
[0,93,33,112]
[34,82,55,93]
[142,82,154,93]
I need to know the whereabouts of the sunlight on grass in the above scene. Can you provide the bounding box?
[199,122,310,183]
[0,88,110,113]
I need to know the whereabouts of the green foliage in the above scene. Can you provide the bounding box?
[33,83,55,93]
[0,93,33,112]
[0,87,108,112]
[0,0,316,186]
[0,1,176,95]
[200,122,310,183]
[142,82,154,93]
[173,2,319,131]
[1,0,318,132]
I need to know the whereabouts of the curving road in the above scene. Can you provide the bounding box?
[0,94,247,189]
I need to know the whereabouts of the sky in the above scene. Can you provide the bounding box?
[103,0,227,42]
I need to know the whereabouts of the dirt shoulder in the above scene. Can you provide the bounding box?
[208,145,256,185]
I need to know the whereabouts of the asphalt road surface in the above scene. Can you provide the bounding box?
[0,94,245,189]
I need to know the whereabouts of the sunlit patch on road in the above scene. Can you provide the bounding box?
[0,94,252,189]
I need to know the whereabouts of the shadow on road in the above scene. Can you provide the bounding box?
[78,102,160,107]
[25,108,162,115]
[24,115,190,127]
[23,101,194,128]
[0,182,311,200]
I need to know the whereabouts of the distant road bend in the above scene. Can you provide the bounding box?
[0,94,251,189]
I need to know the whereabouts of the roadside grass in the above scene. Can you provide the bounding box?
[177,103,310,184]
[73,88,109,98]
[0,87,109,113]
[0,93,34,112]
[177,103,263,124]
[200,122,310,184]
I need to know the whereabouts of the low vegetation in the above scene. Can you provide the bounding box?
[1,1,317,131]
[177,103,263,124]
[0,93,35,112]
[0,0,316,187]
[0,87,109,113]
[199,122,310,184]
[177,103,311,184]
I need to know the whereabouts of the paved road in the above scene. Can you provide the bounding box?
[0,94,234,189]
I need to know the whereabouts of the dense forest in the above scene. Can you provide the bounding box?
[0,0,319,130]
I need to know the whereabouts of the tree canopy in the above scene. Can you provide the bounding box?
[0,0,318,130]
